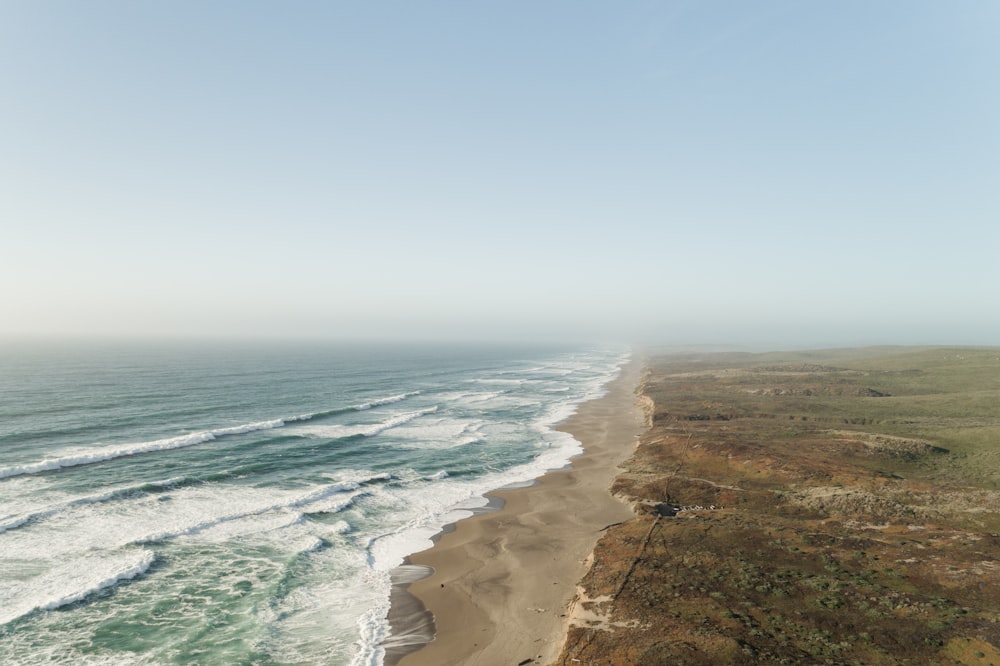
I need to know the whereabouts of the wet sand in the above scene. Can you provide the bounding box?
[389,358,646,666]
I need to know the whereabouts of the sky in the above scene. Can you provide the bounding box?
[2,1,998,347]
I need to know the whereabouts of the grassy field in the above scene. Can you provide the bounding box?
[557,346,1000,666]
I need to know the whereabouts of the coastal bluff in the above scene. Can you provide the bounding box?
[557,347,1000,665]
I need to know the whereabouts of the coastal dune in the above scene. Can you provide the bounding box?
[390,359,646,666]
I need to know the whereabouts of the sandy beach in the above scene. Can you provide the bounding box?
[388,358,646,666]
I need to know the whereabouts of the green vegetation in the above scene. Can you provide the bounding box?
[557,347,1000,666]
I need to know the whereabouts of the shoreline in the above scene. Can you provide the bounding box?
[383,357,647,666]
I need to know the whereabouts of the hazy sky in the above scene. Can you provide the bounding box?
[2,1,998,346]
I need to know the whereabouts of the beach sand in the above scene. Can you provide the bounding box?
[388,358,646,666]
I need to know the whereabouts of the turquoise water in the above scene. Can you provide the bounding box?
[0,341,626,665]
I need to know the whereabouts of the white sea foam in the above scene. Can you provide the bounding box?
[388,417,484,450]
[464,377,529,386]
[425,390,512,413]
[0,476,192,536]
[292,424,371,439]
[132,482,368,544]
[0,549,156,626]
[323,470,392,485]
[364,407,438,435]
[0,514,34,533]
[287,535,328,555]
[287,481,364,506]
[349,584,390,666]
[330,520,352,534]
[353,391,420,411]
[292,407,438,440]
[0,479,383,565]
[193,510,312,543]
[534,367,576,376]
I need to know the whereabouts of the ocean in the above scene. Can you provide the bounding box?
[0,341,627,665]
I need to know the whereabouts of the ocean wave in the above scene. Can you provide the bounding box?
[293,407,439,440]
[391,422,485,450]
[290,392,420,421]
[323,471,392,485]
[0,514,36,534]
[329,520,352,535]
[3,473,385,553]
[300,536,330,554]
[286,481,364,507]
[456,391,507,404]
[70,476,192,506]
[0,391,424,481]
[362,407,438,435]
[353,391,420,411]
[463,377,529,386]
[0,550,156,626]
[0,476,197,536]
[0,421,284,481]
[350,581,391,666]
[132,479,377,545]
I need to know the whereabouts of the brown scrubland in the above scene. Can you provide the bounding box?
[557,347,1000,666]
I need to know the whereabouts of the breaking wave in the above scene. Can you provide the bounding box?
[353,391,420,411]
[132,477,385,545]
[0,550,157,626]
[293,407,439,440]
[0,421,285,480]
[0,391,424,481]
